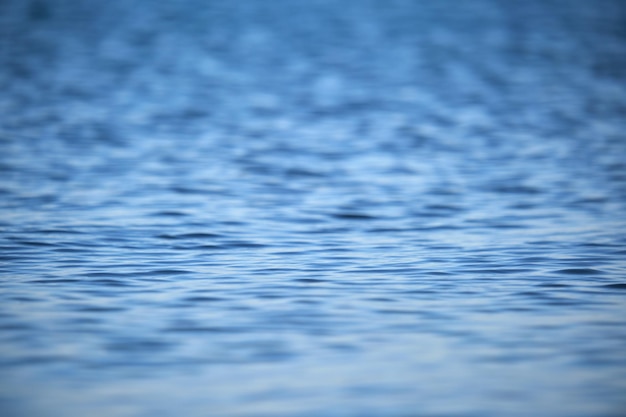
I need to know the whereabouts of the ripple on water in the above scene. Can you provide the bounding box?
[1,1,626,416]
[553,268,605,275]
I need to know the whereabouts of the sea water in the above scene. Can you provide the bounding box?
[1,1,626,416]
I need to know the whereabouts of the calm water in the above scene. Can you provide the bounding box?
[1,1,626,416]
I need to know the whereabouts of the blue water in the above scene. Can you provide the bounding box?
[1,1,626,416]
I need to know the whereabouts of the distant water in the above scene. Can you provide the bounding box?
[1,1,626,416]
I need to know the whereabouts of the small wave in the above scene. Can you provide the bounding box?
[553,268,604,275]
[157,232,222,239]
[601,283,626,289]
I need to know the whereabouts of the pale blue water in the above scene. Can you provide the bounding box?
[1,1,626,416]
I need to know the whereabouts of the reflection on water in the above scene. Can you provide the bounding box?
[1,0,626,416]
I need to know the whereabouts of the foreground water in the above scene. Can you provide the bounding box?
[1,1,626,416]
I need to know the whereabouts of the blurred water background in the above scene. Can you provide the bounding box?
[1,0,626,416]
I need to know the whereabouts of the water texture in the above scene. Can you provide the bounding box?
[1,0,626,416]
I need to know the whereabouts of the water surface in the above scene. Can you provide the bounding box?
[1,1,626,416]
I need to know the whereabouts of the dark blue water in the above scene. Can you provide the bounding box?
[1,1,626,416]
